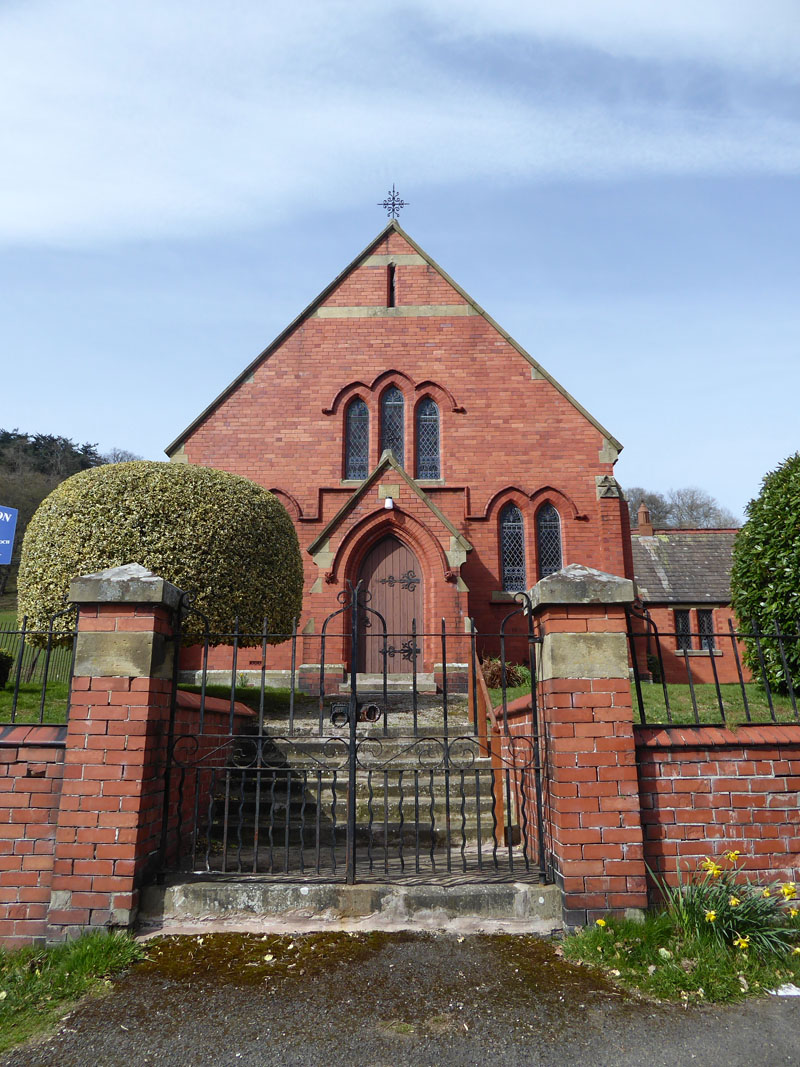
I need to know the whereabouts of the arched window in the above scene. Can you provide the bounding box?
[537,503,562,577]
[345,398,369,479]
[416,397,440,479]
[381,386,404,466]
[500,503,526,592]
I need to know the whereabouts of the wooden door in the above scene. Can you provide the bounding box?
[357,536,423,674]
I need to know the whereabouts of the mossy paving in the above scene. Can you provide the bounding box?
[135,931,403,989]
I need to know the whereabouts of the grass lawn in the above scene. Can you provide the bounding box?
[0,931,144,1052]
[563,912,800,1005]
[0,682,70,724]
[180,683,318,717]
[0,610,17,630]
[489,680,799,727]
[636,682,798,726]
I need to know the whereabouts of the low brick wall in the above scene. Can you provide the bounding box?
[636,724,800,886]
[0,727,66,947]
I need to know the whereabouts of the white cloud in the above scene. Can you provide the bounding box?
[419,0,800,79]
[0,1,798,246]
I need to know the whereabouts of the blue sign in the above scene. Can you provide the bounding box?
[0,507,18,566]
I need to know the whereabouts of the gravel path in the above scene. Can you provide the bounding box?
[4,932,799,1067]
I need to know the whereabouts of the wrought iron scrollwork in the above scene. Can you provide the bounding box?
[383,639,420,662]
[378,569,419,592]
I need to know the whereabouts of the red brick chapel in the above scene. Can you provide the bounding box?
[166,220,634,673]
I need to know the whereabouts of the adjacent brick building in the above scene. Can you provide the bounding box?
[166,220,633,672]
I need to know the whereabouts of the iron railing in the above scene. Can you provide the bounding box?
[0,609,77,724]
[627,606,800,727]
[158,585,549,886]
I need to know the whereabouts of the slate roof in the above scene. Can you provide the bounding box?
[631,529,738,604]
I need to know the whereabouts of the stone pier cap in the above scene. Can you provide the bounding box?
[70,563,183,610]
[529,564,634,609]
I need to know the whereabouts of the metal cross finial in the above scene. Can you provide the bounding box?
[378,184,407,218]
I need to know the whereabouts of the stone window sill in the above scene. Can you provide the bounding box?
[675,649,722,657]
[491,590,522,603]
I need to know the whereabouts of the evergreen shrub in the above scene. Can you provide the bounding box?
[731,452,800,690]
[18,462,303,646]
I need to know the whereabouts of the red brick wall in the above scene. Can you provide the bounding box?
[533,599,648,925]
[0,728,65,947]
[634,604,749,685]
[178,229,630,667]
[636,724,800,886]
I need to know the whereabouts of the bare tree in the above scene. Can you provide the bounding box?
[101,447,142,464]
[626,485,739,528]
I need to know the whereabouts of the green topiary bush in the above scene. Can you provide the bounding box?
[18,461,303,646]
[731,452,800,691]
[0,647,13,689]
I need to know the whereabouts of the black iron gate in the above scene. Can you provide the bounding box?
[158,585,549,884]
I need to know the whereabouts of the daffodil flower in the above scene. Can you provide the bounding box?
[705,910,716,923]
[782,883,796,899]
[724,850,741,863]
[729,896,740,907]
[790,908,798,919]
[793,947,800,956]
[763,888,771,898]
[733,934,750,950]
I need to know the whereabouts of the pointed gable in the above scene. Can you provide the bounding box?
[166,220,621,459]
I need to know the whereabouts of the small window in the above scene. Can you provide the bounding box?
[675,609,692,652]
[416,398,440,479]
[500,503,526,592]
[698,609,715,651]
[381,386,405,466]
[536,503,562,577]
[345,398,369,479]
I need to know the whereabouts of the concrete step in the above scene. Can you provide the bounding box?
[139,879,562,935]
[338,673,437,694]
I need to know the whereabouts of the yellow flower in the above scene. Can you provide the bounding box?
[733,934,750,951]
[705,910,717,923]
[782,883,797,899]
[790,908,798,919]
[595,919,606,928]
[729,896,741,907]
[700,858,716,871]
[793,947,800,956]
[724,850,741,863]
[763,888,771,898]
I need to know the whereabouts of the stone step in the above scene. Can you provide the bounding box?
[338,673,437,694]
[139,880,562,935]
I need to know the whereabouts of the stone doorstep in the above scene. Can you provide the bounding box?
[138,880,563,936]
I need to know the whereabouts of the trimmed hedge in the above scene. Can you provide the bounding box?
[18,462,303,645]
[731,452,800,690]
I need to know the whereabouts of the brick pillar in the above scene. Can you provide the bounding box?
[46,564,181,940]
[531,564,647,926]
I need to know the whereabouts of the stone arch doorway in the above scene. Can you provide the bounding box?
[357,535,423,674]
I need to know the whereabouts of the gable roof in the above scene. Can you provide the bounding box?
[631,529,738,603]
[307,449,472,557]
[165,220,623,458]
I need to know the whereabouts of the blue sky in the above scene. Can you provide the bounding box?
[2,1,799,521]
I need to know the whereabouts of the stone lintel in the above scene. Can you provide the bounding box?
[70,563,182,611]
[530,564,634,610]
[74,631,174,680]
[538,632,628,682]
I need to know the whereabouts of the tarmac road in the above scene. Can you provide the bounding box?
[3,932,799,1067]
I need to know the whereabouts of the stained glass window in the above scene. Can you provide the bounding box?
[345,398,369,479]
[675,609,692,652]
[416,397,440,479]
[536,503,562,577]
[500,504,526,592]
[381,386,404,466]
[698,609,715,651]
